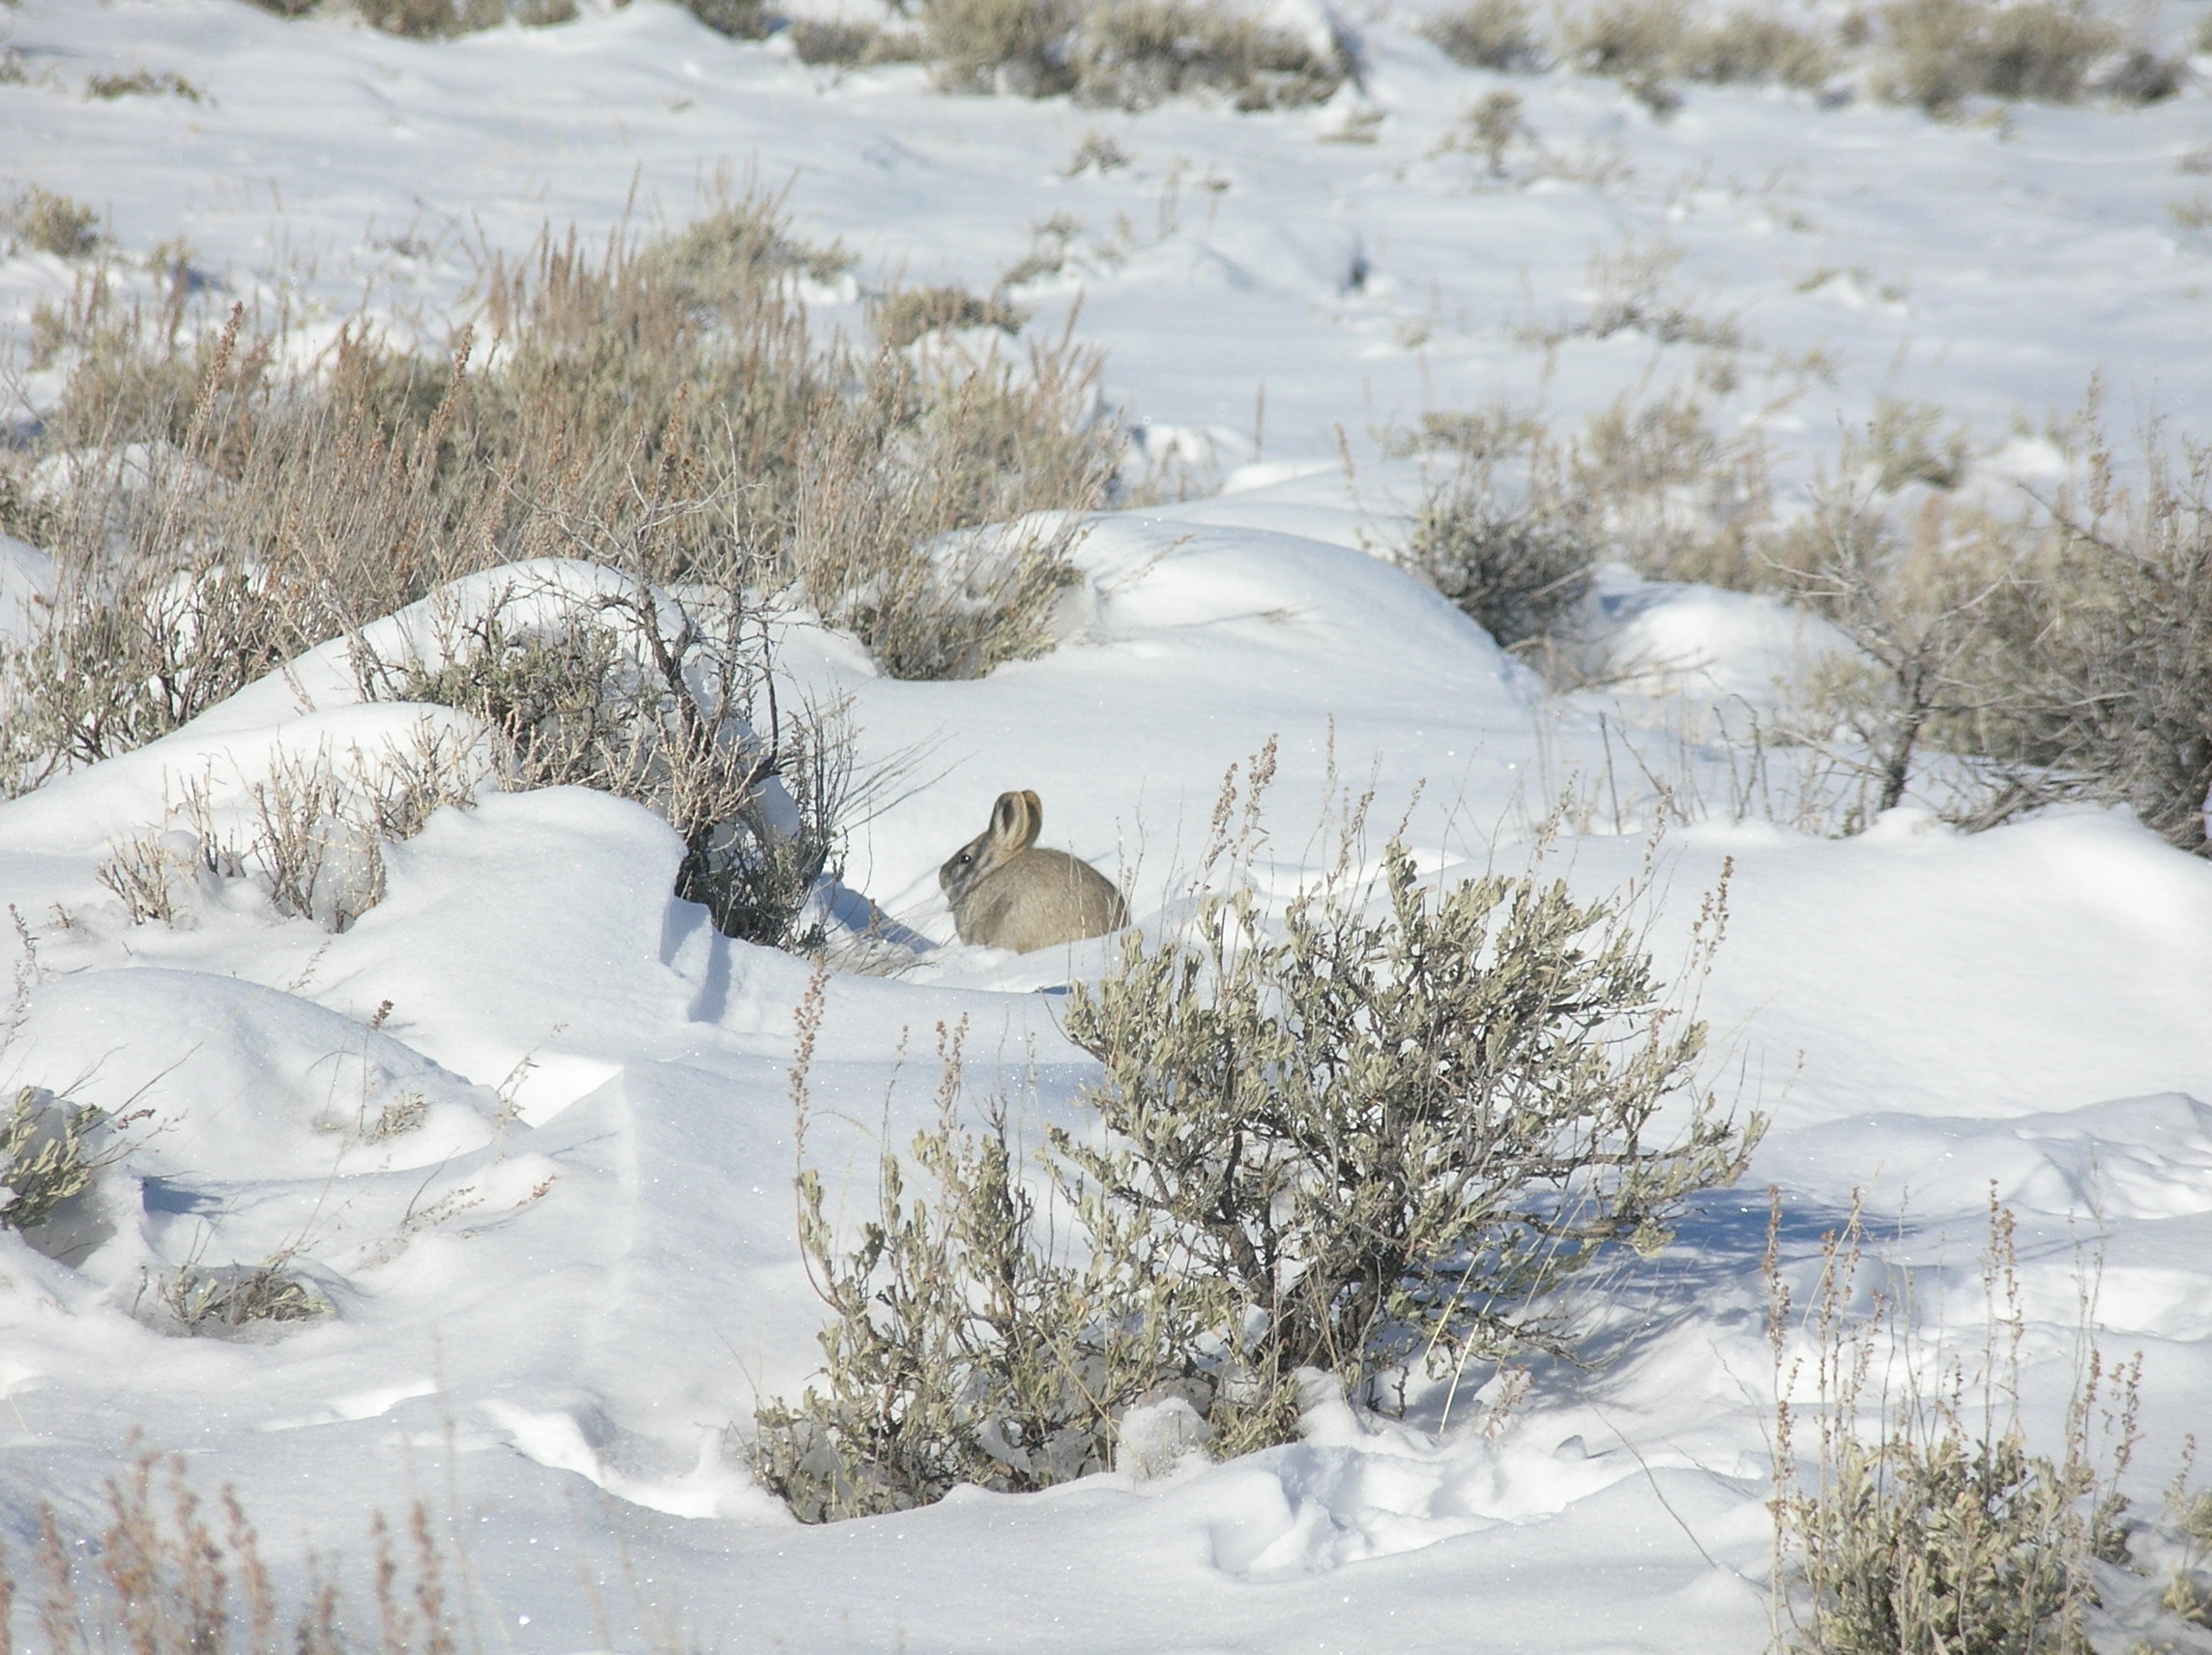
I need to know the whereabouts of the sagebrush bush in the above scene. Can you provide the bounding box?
[1871,0,2159,110]
[1,1088,118,1233]
[760,782,1759,1520]
[1069,0,1345,110]
[788,17,927,64]
[1399,469,1596,653]
[355,0,504,36]
[5,185,102,258]
[1559,0,1683,79]
[1061,834,1754,1393]
[2,191,1113,723]
[1421,0,1548,70]
[872,282,1028,348]
[1768,488,2012,821]
[1979,431,2212,853]
[1670,11,1836,87]
[921,0,1344,106]
[1770,1200,2138,1655]
[754,1002,1228,1520]
[1405,383,1775,594]
[684,0,772,38]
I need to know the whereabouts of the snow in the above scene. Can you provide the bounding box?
[7,0,2212,1648]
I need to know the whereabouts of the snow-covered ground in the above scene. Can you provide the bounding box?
[6,2,2212,1649]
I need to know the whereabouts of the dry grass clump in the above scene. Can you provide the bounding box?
[13,1453,471,1654]
[1769,1198,2139,1655]
[5,185,102,259]
[758,772,1758,1521]
[921,0,1346,107]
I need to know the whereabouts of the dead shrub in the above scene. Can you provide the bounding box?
[374,576,850,949]
[1768,489,2013,822]
[95,727,490,931]
[1421,0,1549,70]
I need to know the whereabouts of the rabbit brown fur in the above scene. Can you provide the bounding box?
[939,790,1127,953]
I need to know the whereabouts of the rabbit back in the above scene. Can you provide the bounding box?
[957,848,1127,953]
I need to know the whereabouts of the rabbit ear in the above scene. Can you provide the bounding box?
[1018,791,1043,851]
[989,791,1028,848]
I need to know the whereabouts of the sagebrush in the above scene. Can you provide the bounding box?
[758,771,1759,1521]
[1769,1196,2139,1655]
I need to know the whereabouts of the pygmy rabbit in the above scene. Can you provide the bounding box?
[939,790,1127,953]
